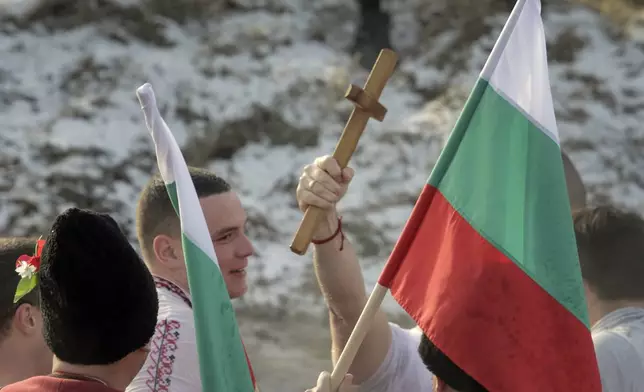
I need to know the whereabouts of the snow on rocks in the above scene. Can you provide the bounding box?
[0,0,643,317]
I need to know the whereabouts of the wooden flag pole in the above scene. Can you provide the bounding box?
[289,49,399,255]
[329,283,389,391]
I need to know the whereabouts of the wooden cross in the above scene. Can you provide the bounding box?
[290,49,399,255]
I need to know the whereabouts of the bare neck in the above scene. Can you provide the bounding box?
[0,355,38,388]
[0,342,48,387]
[52,357,130,391]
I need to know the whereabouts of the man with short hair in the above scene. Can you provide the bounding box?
[135,168,250,299]
[573,206,644,392]
[3,208,159,392]
[0,237,52,387]
[128,167,254,392]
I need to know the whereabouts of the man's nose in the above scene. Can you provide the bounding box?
[236,233,255,257]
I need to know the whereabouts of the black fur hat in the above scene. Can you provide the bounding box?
[39,208,158,365]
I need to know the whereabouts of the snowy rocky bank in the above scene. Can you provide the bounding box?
[1,0,644,387]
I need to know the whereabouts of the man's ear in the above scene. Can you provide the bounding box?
[13,303,40,336]
[152,234,182,268]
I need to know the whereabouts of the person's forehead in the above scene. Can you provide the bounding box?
[199,192,247,230]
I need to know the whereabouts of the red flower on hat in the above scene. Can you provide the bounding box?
[15,254,40,278]
[14,239,45,303]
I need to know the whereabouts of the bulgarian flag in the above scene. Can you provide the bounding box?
[136,84,257,392]
[378,0,601,390]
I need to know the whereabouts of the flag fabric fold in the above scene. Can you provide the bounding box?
[136,83,256,392]
[377,0,601,390]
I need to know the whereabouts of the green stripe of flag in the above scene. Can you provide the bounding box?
[428,79,588,326]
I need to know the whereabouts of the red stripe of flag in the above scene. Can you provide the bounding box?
[378,185,600,391]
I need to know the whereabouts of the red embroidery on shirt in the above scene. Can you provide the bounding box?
[145,319,181,392]
[153,276,192,308]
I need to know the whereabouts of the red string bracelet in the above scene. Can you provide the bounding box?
[311,216,345,251]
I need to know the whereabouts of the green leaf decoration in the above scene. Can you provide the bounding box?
[14,275,38,303]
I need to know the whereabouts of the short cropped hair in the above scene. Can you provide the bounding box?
[419,334,488,392]
[0,237,40,340]
[136,167,231,261]
[573,206,644,301]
